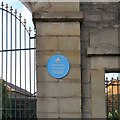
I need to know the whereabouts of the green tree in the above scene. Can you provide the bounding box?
[0,80,11,119]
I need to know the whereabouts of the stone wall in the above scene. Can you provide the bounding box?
[34,2,83,118]
[80,2,120,118]
[33,1,120,118]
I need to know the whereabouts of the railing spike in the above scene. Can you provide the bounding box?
[29,27,31,32]
[6,4,8,10]
[15,9,17,15]
[19,13,22,19]
[29,27,31,30]
[24,19,27,26]
[28,27,32,35]
[106,77,108,81]
[1,2,4,7]
[10,6,13,12]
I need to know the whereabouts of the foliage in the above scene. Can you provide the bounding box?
[108,109,120,120]
[0,80,11,119]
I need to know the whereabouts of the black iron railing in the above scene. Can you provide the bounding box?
[0,2,36,119]
[105,77,120,119]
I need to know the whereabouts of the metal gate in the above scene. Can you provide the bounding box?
[0,2,36,119]
[105,77,120,119]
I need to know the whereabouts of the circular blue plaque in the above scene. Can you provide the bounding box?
[47,54,70,79]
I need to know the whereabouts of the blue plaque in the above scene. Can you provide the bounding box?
[47,54,70,79]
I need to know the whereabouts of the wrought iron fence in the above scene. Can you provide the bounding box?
[105,77,120,119]
[0,2,36,119]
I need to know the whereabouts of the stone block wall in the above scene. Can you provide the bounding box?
[32,1,120,118]
[33,2,83,118]
[80,2,120,118]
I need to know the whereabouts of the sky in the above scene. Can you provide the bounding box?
[105,73,119,80]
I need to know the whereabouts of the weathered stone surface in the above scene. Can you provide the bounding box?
[81,69,90,84]
[60,113,81,118]
[102,12,116,21]
[36,36,80,51]
[20,1,80,14]
[36,37,58,51]
[84,12,101,22]
[59,98,81,113]
[37,67,81,81]
[37,82,81,97]
[37,98,58,113]
[91,56,119,69]
[35,8,81,117]
[36,51,81,66]
[80,2,119,118]
[91,69,106,118]
[47,2,80,12]
[82,98,91,113]
[57,51,81,66]
[82,83,91,98]
[82,113,91,118]
[37,113,59,118]
[90,29,118,47]
[36,67,56,82]
[36,22,80,36]
[66,66,81,79]
[87,46,120,56]
[37,113,81,118]
[36,52,55,67]
[29,2,51,12]
[37,98,81,113]
[31,1,120,119]
[58,37,80,51]
[21,1,80,12]
[33,11,83,22]
[81,56,91,69]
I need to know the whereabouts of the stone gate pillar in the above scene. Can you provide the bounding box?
[33,2,83,118]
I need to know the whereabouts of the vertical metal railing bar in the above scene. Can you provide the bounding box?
[118,78,120,114]
[105,76,120,119]
[10,6,13,120]
[30,34,36,118]
[117,77,119,114]
[118,77,120,115]
[19,13,22,120]
[0,3,37,119]
[28,27,32,118]
[5,4,8,119]
[105,77,109,119]
[14,9,17,119]
[111,77,114,119]
[1,2,4,120]
[34,35,36,119]
[24,19,27,118]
